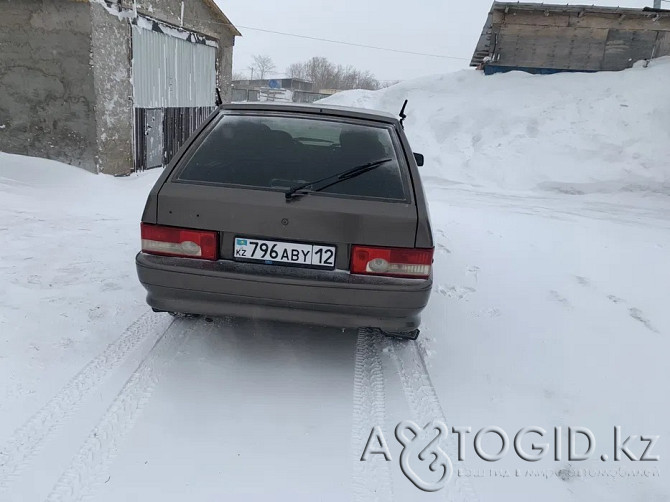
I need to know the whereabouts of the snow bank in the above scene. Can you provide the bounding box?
[0,152,159,223]
[1,109,669,498]
[0,152,161,438]
[321,57,670,194]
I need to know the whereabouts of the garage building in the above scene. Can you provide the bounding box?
[0,0,240,175]
[471,2,670,75]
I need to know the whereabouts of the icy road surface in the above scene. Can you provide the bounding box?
[0,152,668,501]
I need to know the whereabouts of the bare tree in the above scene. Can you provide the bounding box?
[232,71,247,82]
[250,54,276,80]
[286,62,307,81]
[285,57,380,91]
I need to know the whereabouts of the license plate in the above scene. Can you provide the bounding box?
[234,237,336,268]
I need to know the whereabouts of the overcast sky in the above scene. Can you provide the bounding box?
[214,0,657,81]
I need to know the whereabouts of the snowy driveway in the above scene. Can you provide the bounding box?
[1,153,668,501]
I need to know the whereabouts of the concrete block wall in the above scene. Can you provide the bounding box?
[90,2,134,175]
[0,0,97,172]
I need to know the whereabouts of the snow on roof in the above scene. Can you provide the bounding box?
[90,0,241,37]
[489,2,670,16]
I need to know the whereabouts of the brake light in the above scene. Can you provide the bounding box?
[351,246,433,278]
[141,223,218,260]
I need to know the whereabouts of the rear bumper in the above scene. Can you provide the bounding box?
[136,253,432,331]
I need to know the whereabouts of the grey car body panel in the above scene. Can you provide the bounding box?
[137,102,434,333]
[141,108,220,224]
[396,131,434,248]
[156,183,417,268]
[136,253,431,331]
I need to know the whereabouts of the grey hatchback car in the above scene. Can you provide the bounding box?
[136,102,433,339]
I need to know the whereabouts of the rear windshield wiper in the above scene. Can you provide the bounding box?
[284,158,392,201]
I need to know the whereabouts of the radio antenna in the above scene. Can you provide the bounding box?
[399,99,408,128]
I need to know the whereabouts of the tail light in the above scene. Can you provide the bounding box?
[141,223,218,261]
[351,246,433,278]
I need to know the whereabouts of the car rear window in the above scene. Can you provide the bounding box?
[175,113,409,201]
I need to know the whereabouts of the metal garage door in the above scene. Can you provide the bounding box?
[132,24,217,170]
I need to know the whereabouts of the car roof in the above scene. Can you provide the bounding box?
[220,102,400,125]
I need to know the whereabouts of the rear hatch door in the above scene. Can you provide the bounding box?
[155,111,417,271]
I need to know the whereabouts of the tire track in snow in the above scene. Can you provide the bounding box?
[352,329,394,501]
[0,311,171,493]
[387,338,479,502]
[44,317,202,502]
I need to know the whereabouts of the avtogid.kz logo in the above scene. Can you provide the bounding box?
[361,423,660,492]
[361,420,454,492]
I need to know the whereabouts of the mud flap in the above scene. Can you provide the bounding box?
[375,328,420,340]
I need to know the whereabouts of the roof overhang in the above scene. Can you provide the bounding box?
[489,2,670,17]
[203,0,241,37]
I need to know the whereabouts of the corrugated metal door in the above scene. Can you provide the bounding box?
[132,25,216,170]
[132,25,216,108]
[144,109,164,169]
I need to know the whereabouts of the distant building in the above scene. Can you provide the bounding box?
[231,78,335,103]
[0,0,239,174]
[232,78,315,92]
[317,89,341,96]
[471,2,670,75]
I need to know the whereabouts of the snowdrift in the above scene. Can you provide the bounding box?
[321,57,670,194]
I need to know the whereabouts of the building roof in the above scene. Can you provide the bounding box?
[202,0,241,37]
[232,77,314,84]
[487,2,670,16]
[471,2,670,67]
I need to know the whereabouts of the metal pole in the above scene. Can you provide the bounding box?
[654,0,661,9]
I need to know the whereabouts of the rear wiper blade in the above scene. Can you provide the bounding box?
[284,158,392,201]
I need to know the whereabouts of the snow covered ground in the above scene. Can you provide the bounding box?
[1,59,669,501]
